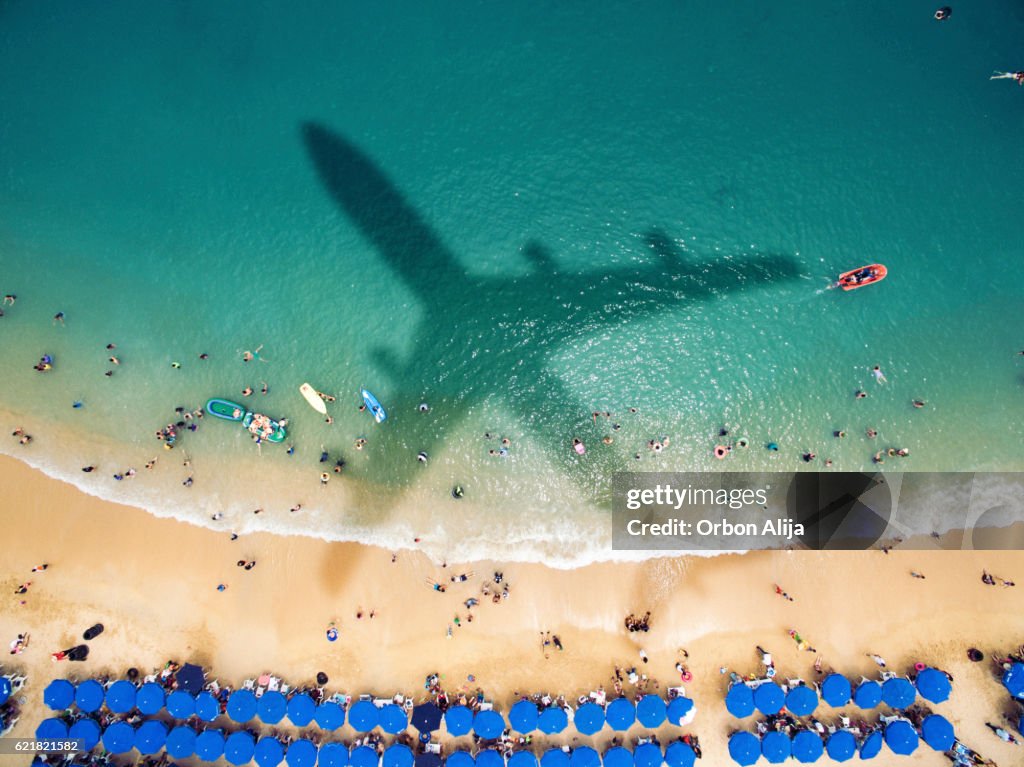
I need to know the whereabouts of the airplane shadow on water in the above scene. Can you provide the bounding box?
[300,122,804,500]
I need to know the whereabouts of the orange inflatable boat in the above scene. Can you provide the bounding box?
[836,264,887,291]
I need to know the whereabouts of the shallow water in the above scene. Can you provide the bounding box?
[1,1,1022,565]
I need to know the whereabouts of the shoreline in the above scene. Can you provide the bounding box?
[3,454,1024,764]
[4,402,1023,573]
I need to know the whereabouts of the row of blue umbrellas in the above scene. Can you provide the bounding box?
[35,716,697,767]
[43,679,693,738]
[725,671,948,718]
[727,716,955,765]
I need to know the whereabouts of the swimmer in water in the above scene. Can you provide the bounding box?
[934,6,951,20]
[871,365,887,384]
[242,344,264,362]
[418,402,429,412]
[53,311,65,325]
[261,382,268,395]
[242,386,253,397]
[855,390,867,399]
[199,353,208,360]
[109,356,120,365]
[2,295,15,305]
[867,428,878,439]
[417,452,428,463]
[912,400,926,408]
[834,430,846,439]
[802,452,816,463]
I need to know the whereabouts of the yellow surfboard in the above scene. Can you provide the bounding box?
[299,382,328,415]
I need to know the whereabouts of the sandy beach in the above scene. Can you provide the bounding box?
[3,453,1023,764]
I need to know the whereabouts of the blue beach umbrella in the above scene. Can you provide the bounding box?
[105,680,137,713]
[195,729,226,762]
[542,749,570,767]
[226,731,256,765]
[825,730,856,762]
[228,689,258,723]
[727,732,760,766]
[884,720,918,755]
[603,746,632,767]
[448,753,475,767]
[509,752,538,767]
[0,676,10,706]
[761,732,791,764]
[881,678,915,709]
[254,737,284,765]
[44,679,75,710]
[416,755,442,767]
[135,720,168,754]
[476,750,505,767]
[666,697,694,726]
[921,714,955,751]
[791,730,823,763]
[413,702,444,732]
[753,682,785,715]
[475,710,506,739]
[633,742,663,767]
[1003,662,1024,698]
[606,699,636,730]
[254,737,285,767]
[785,685,818,717]
[286,739,317,767]
[75,679,105,713]
[195,690,220,721]
[167,689,196,719]
[69,718,102,751]
[821,674,851,707]
[316,701,345,731]
[136,681,165,715]
[384,744,414,767]
[349,700,380,731]
[258,690,287,724]
[37,718,69,740]
[177,663,206,694]
[380,703,408,733]
[574,702,605,735]
[570,746,600,767]
[510,700,539,733]
[287,693,316,727]
[166,726,197,759]
[319,743,349,767]
[350,745,379,767]
[637,696,667,728]
[446,705,474,736]
[539,706,569,734]
[852,681,881,709]
[664,743,696,767]
[725,683,755,718]
[915,668,952,704]
[102,721,134,754]
[858,730,883,760]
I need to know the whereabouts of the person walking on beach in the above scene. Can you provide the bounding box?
[867,653,887,668]
[31,564,48,573]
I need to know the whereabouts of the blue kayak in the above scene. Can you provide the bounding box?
[361,389,387,423]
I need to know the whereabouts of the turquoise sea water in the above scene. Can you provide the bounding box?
[1,1,1023,565]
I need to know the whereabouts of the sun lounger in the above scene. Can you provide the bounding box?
[359,693,372,702]
[403,698,414,712]
[426,744,441,754]
[879,671,896,681]
[667,686,686,698]
[480,701,494,711]
[243,679,256,691]
[374,698,391,708]
[280,683,290,694]
[267,678,280,691]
